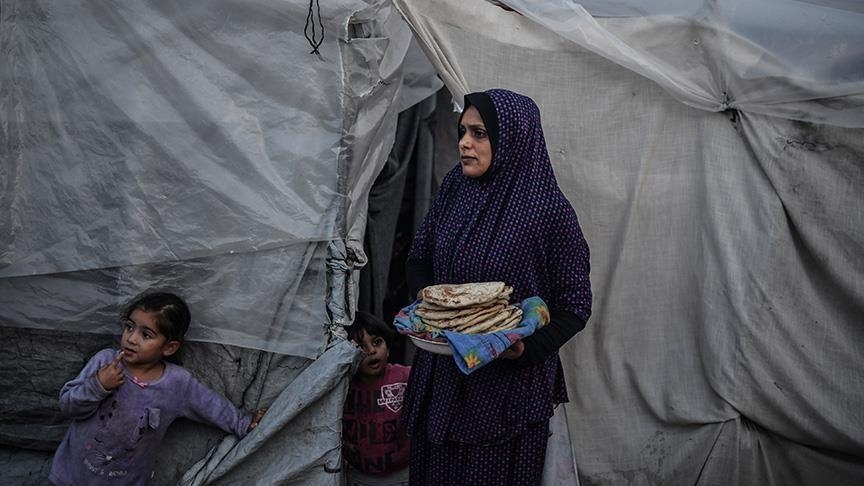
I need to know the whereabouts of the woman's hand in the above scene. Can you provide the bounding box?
[500,340,525,360]
[97,352,125,390]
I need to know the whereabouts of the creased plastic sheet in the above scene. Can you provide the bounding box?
[505,0,864,128]
[0,0,439,357]
[393,0,864,484]
[2,0,344,277]
[179,339,360,486]
[1,0,443,483]
[0,242,329,356]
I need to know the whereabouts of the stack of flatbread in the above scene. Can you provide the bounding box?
[415,282,523,334]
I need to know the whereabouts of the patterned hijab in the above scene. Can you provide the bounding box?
[408,89,591,321]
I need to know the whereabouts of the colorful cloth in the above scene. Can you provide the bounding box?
[394,297,550,374]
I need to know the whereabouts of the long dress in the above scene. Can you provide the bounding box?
[405,89,592,485]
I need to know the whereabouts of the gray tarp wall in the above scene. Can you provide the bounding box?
[0,0,440,484]
[394,0,864,485]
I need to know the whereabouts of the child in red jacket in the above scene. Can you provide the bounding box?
[342,311,410,486]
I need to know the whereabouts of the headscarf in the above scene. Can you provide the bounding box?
[408,89,591,321]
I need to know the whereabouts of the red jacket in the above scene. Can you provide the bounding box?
[342,363,411,475]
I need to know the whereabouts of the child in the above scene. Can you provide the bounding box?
[49,292,265,486]
[342,311,411,486]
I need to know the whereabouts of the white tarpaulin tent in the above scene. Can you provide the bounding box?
[2,0,863,484]
[0,0,441,356]
[393,0,864,484]
[0,0,442,484]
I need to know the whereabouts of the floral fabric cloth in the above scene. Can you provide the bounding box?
[393,296,549,374]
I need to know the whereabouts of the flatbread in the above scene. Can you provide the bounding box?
[415,299,508,321]
[422,303,507,330]
[415,300,451,312]
[421,282,508,309]
[459,306,521,334]
[484,308,524,333]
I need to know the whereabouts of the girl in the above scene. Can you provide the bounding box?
[342,311,410,486]
[49,292,265,486]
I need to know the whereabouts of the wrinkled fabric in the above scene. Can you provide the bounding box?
[0,0,438,358]
[393,296,550,374]
[0,0,442,484]
[409,419,550,486]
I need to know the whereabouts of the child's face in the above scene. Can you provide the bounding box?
[120,309,179,368]
[355,329,389,380]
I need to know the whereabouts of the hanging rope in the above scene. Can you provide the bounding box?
[304,0,324,55]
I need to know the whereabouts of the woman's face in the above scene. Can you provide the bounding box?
[458,105,493,178]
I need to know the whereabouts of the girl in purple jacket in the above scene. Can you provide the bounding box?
[49,292,265,486]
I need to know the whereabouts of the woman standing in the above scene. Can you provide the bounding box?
[403,89,592,485]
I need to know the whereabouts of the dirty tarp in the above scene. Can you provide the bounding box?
[178,339,360,486]
[0,0,441,484]
[394,0,864,484]
[0,0,441,356]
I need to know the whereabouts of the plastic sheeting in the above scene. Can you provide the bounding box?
[393,0,864,484]
[0,0,443,484]
[1,0,440,357]
[178,340,359,486]
[515,0,864,128]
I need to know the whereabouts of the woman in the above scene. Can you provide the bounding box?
[404,88,592,485]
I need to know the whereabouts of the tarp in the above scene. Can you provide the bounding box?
[393,0,864,484]
[1,0,440,357]
[4,0,863,484]
[0,0,441,484]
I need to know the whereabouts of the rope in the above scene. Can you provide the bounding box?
[304,0,324,55]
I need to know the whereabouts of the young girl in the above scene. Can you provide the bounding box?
[342,311,410,486]
[49,292,265,486]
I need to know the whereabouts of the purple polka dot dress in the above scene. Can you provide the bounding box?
[404,89,592,485]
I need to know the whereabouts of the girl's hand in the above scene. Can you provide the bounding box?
[97,352,125,390]
[500,340,525,360]
[248,408,268,432]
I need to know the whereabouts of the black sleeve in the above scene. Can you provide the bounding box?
[406,259,434,300]
[517,309,586,366]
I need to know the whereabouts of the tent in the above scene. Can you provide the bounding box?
[2,0,863,484]
[1,0,441,483]
[392,0,864,484]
